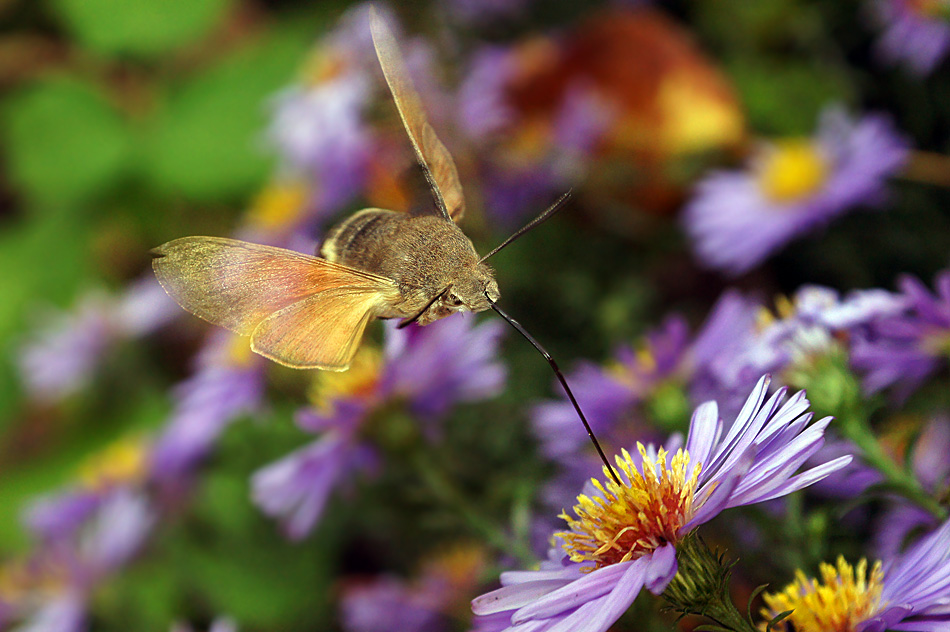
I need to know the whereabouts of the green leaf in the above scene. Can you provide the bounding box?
[726,58,854,136]
[49,0,232,57]
[142,27,311,201]
[2,76,130,204]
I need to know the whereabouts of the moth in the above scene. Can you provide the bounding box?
[156,10,512,371]
[152,8,619,482]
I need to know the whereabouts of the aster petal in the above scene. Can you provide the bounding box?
[643,543,678,593]
[702,375,770,482]
[686,446,755,528]
[744,454,853,503]
[685,401,720,466]
[511,562,633,622]
[472,580,574,616]
[889,621,950,632]
[545,558,648,632]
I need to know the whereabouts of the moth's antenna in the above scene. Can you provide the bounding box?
[487,296,622,487]
[478,190,573,264]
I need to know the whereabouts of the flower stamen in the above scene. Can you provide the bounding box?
[761,557,884,632]
[557,444,701,569]
[758,139,830,203]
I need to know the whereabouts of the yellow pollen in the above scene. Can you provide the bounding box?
[0,559,68,603]
[308,346,382,411]
[299,47,347,86]
[225,332,256,368]
[77,435,148,490]
[246,180,309,232]
[760,557,883,632]
[556,444,701,569]
[757,139,830,203]
[422,543,487,587]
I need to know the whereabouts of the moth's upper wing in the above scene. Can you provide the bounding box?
[151,236,400,336]
[370,7,466,223]
[250,287,383,370]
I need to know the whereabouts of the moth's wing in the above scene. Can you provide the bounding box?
[250,287,384,370]
[369,7,466,223]
[151,236,399,336]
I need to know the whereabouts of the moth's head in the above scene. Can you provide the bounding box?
[448,262,499,314]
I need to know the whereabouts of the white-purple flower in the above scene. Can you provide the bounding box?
[852,270,950,399]
[17,278,178,403]
[150,331,265,483]
[872,0,950,75]
[1,489,153,632]
[471,375,852,632]
[683,106,910,275]
[251,315,505,539]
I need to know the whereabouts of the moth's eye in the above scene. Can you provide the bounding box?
[448,293,463,307]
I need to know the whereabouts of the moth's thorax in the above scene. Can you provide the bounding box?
[321,208,499,321]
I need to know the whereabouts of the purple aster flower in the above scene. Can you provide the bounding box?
[382,314,506,423]
[472,375,852,632]
[762,517,950,631]
[873,0,950,75]
[693,284,907,412]
[18,294,115,401]
[251,315,505,538]
[852,270,950,399]
[251,401,378,540]
[1,489,153,632]
[150,331,265,483]
[683,106,910,275]
[17,278,179,403]
[458,47,518,140]
[23,491,103,543]
[531,316,688,502]
[340,545,485,632]
[268,72,373,211]
[342,576,447,632]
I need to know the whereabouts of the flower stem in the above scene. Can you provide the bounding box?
[839,404,947,520]
[662,534,760,632]
[408,449,536,567]
[900,150,950,188]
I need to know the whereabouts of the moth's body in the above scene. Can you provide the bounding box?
[322,209,498,325]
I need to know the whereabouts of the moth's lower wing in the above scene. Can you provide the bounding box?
[369,8,466,223]
[249,287,387,370]
[152,236,398,336]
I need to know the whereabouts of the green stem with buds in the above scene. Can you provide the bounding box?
[838,402,947,521]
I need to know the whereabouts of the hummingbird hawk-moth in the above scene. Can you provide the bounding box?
[152,8,619,482]
[153,9,513,371]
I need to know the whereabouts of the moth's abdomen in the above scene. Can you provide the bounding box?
[321,208,402,270]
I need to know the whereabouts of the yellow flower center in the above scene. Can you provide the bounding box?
[224,332,257,368]
[557,445,701,569]
[422,543,487,587]
[757,140,830,203]
[761,557,883,632]
[247,180,309,232]
[0,559,68,603]
[77,435,149,491]
[308,346,382,412]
